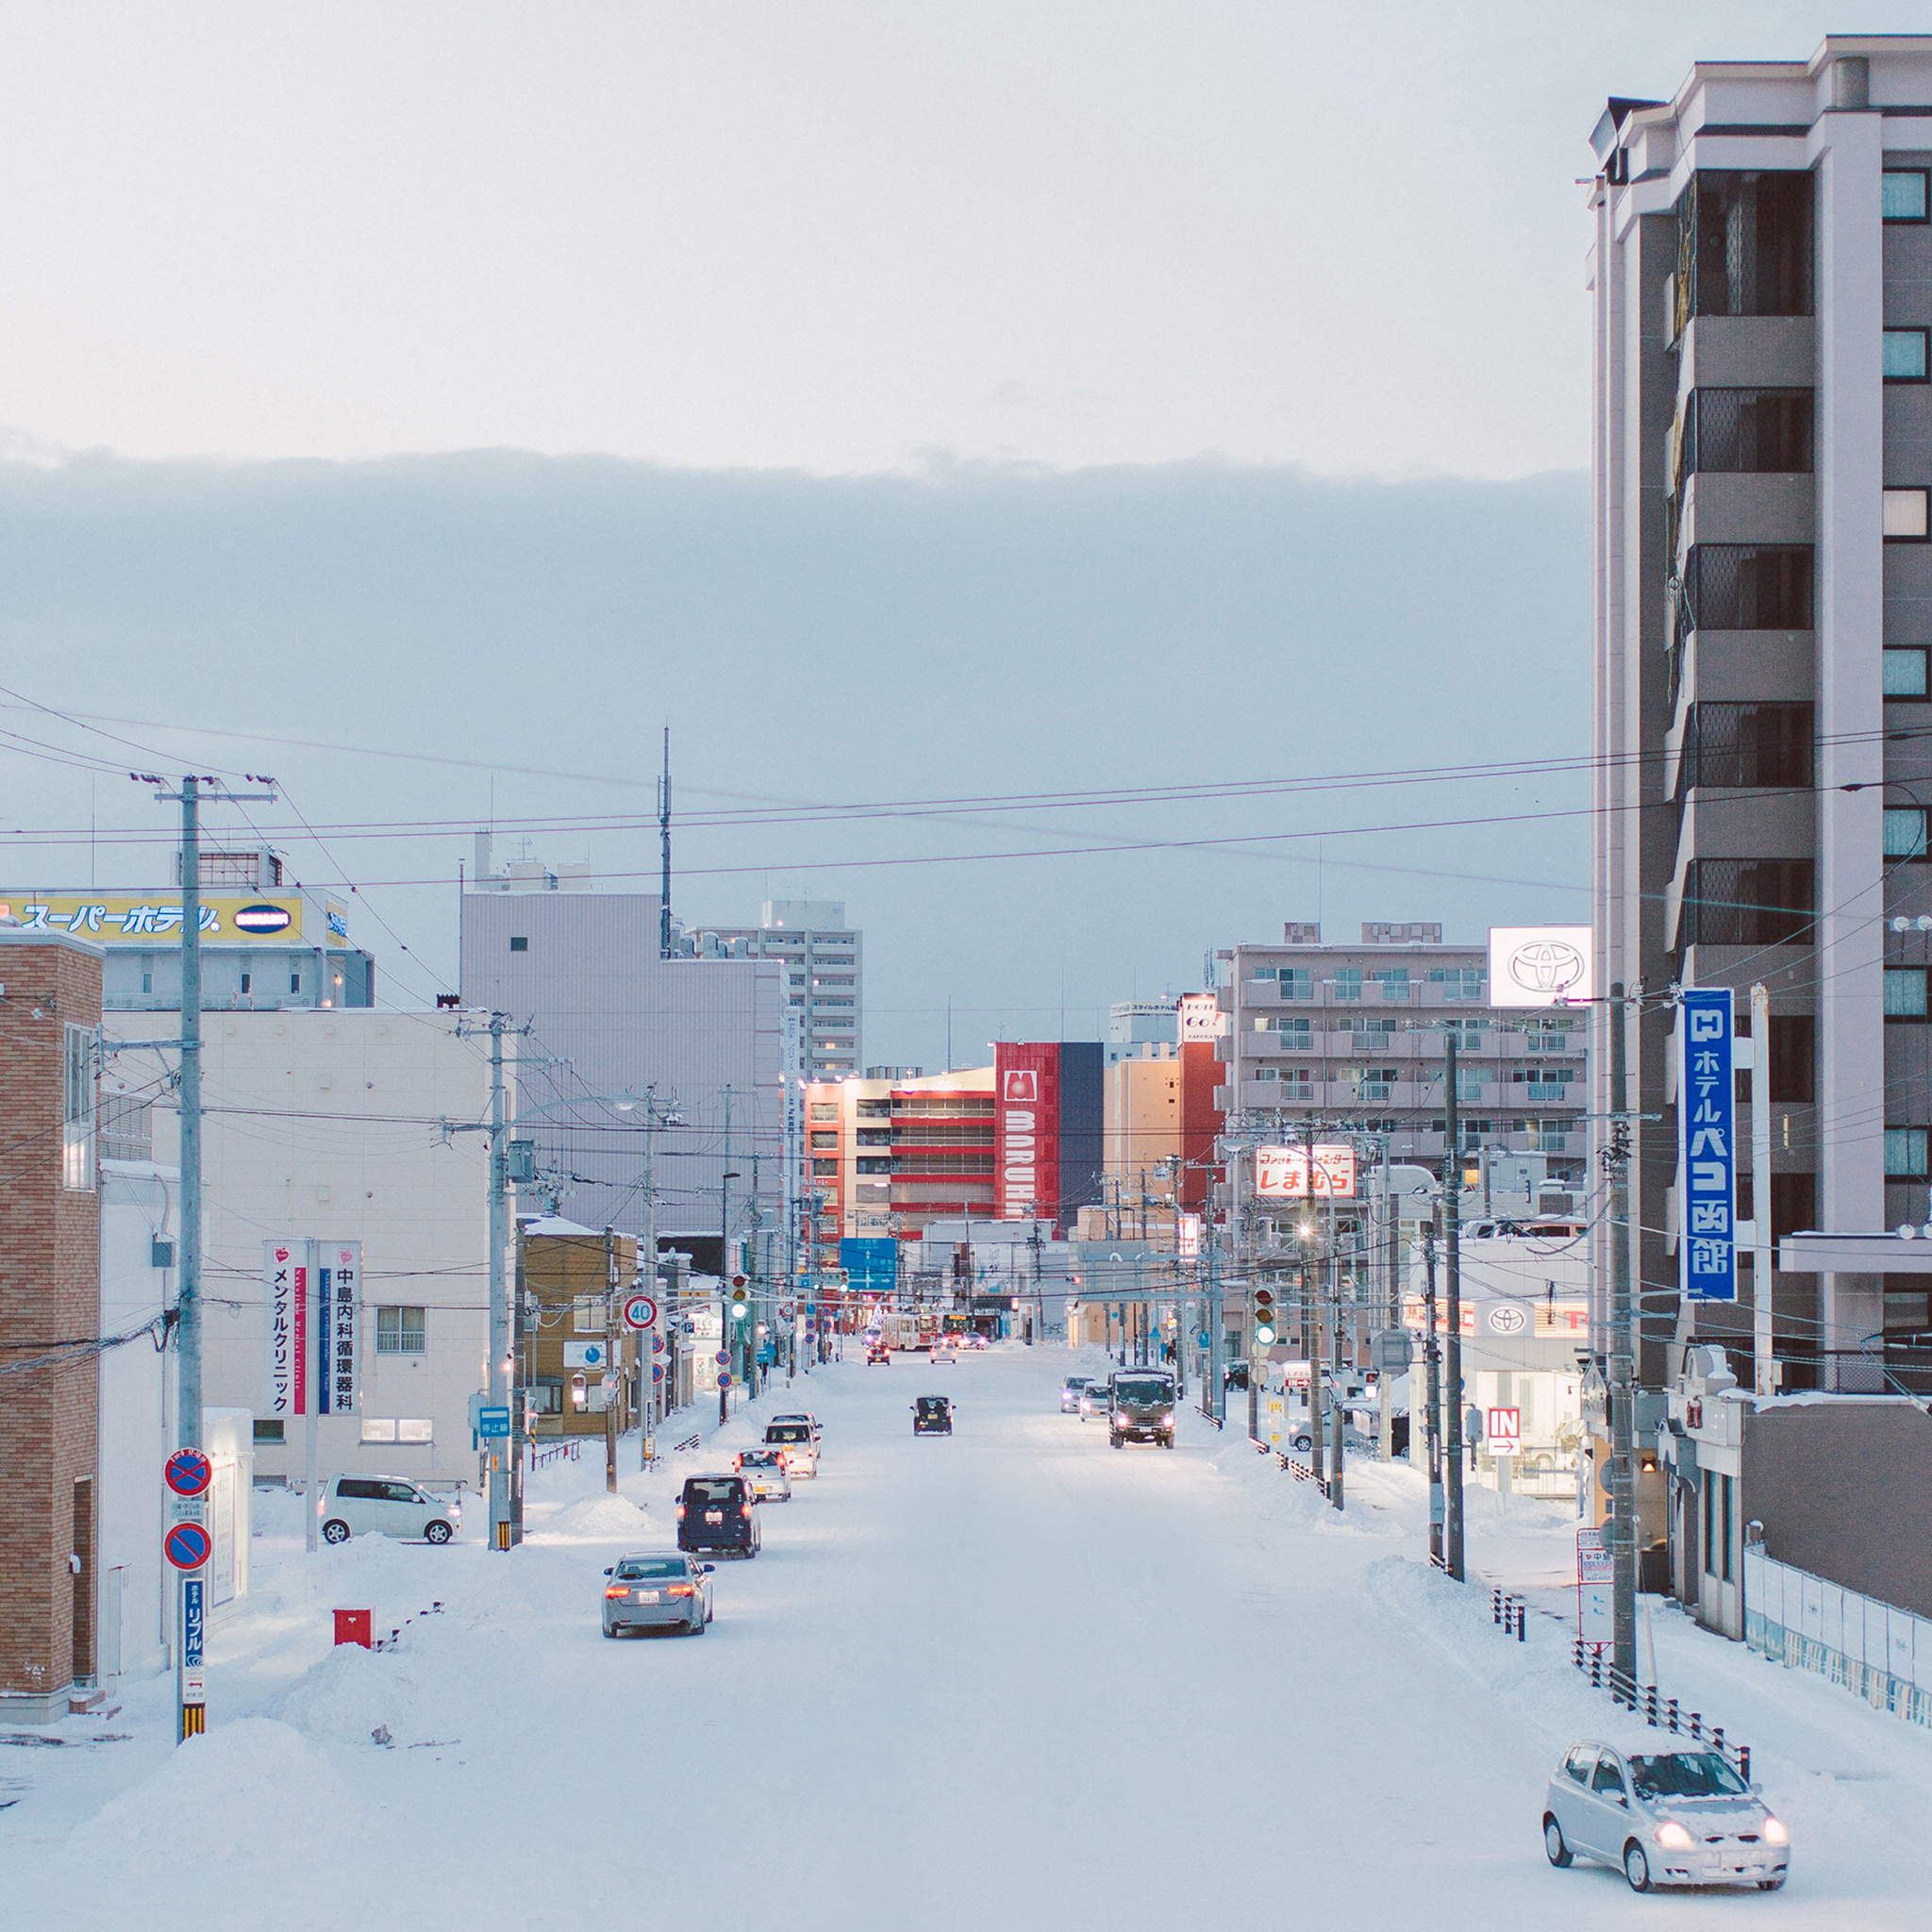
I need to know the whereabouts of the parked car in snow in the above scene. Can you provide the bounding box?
[319,1474,461,1545]
[764,1420,819,1477]
[1543,1741,1788,1892]
[1060,1375,1093,1414]
[602,1551,714,1637]
[732,1447,793,1502]
[675,1474,762,1557]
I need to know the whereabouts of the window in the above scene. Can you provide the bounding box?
[240,971,252,994]
[857,1157,892,1175]
[808,1131,838,1148]
[1885,808,1929,859]
[1886,1127,1928,1179]
[1886,1291,1931,1334]
[574,1295,602,1334]
[1427,968,1486,1002]
[290,972,301,993]
[1374,969,1410,1002]
[856,1128,891,1146]
[1261,1016,1311,1039]
[397,1419,433,1444]
[1885,328,1930,382]
[1279,968,1313,1000]
[534,1377,564,1414]
[62,1023,96,1191]
[509,935,528,952]
[1680,171,1813,320]
[1681,544,1813,630]
[1769,1015,1815,1102]
[1679,858,1813,947]
[1253,1064,1278,1081]
[1456,1072,1486,1103]
[1681,389,1813,475]
[811,1158,839,1176]
[1886,489,1931,542]
[360,1419,397,1443]
[1885,647,1930,700]
[1885,169,1931,223]
[1332,969,1362,1002]
[375,1305,425,1355]
[808,1103,839,1122]
[1887,969,1928,1019]
[857,1100,891,1119]
[1679,702,1812,790]
[253,1420,285,1442]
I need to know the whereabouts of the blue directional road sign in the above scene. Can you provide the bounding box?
[165,1521,212,1571]
[476,1406,511,1439]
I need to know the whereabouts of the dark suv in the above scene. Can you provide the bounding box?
[676,1474,762,1557]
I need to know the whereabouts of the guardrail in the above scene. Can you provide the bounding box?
[528,1441,582,1471]
[1568,1637,1750,1782]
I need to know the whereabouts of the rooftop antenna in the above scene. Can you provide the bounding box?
[658,725,673,959]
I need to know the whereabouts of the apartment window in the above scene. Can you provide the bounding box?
[1332,969,1362,1002]
[856,1128,891,1146]
[1885,647,1931,700]
[808,1103,840,1122]
[1682,389,1813,475]
[811,1158,839,1176]
[1769,1015,1815,1102]
[857,1100,891,1119]
[1887,969,1928,1019]
[1279,968,1313,1000]
[1260,1016,1312,1040]
[62,1023,96,1191]
[1886,1128,1929,1180]
[856,1157,893,1175]
[1885,489,1931,542]
[1427,968,1486,1002]
[1682,544,1813,630]
[1679,702,1813,791]
[1253,1065,1279,1081]
[1456,1072,1485,1103]
[375,1306,425,1355]
[808,1131,839,1148]
[1374,969,1410,1002]
[1885,328,1930,382]
[1885,170,1931,223]
[1885,808,1929,859]
[1681,171,1813,320]
[1679,858,1813,947]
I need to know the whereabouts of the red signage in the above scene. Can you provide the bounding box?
[995,1043,1060,1229]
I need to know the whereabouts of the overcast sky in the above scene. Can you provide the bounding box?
[3,2,1920,479]
[0,5,1907,1068]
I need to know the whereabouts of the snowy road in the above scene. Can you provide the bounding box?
[9,1345,1932,1929]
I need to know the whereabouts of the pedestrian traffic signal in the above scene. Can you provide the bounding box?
[1253,1285,1276,1348]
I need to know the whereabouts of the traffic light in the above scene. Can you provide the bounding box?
[730,1277,749,1324]
[570,1372,589,1409]
[1253,1285,1276,1348]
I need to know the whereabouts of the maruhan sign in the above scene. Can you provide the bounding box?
[1487,925,1594,1008]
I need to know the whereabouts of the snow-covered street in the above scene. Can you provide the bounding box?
[8,1345,1932,1930]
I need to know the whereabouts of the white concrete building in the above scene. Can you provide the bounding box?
[107,1008,500,1486]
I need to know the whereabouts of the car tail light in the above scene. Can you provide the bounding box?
[741,1504,753,1518]
[675,1504,685,1521]
[667,1584,695,1598]
[606,1587,630,1598]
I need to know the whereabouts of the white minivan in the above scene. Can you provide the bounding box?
[320,1474,462,1544]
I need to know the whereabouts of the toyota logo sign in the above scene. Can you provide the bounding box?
[1487,925,1594,1008]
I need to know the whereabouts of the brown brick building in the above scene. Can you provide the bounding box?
[0,932,105,1718]
[521,1221,640,1437]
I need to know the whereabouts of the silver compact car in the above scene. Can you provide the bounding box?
[1077,1384,1109,1424]
[732,1446,792,1502]
[602,1551,714,1637]
[1060,1375,1091,1414]
[1543,1740,1789,1892]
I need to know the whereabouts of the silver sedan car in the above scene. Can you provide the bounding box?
[1543,1740,1789,1891]
[602,1551,714,1638]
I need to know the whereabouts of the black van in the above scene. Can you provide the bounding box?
[676,1474,762,1557]
[911,1395,954,1436]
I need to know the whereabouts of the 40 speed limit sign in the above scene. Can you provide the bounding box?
[622,1292,658,1331]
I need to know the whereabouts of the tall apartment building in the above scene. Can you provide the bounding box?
[1214,922,1587,1184]
[1591,38,1932,1391]
[702,900,861,1081]
[1107,1000,1177,1066]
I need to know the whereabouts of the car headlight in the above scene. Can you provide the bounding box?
[1160,1412,1174,1424]
[1653,1822,1693,1849]
[1763,1817,1787,1845]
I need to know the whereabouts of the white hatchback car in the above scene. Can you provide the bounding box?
[320,1474,462,1545]
[1543,1740,1789,1892]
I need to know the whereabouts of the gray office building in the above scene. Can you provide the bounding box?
[1590,38,1932,1390]
[459,885,791,1259]
[1214,922,1586,1186]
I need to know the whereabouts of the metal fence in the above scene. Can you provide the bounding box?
[1742,1545,1932,1727]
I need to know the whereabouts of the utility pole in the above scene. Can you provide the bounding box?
[1423,1217,1443,1567]
[1303,1119,1324,1491]
[641,1091,658,1467]
[487,1014,511,1549]
[1750,982,1774,1396]
[1444,1029,1465,1583]
[1608,982,1637,1698]
[604,1227,620,1493]
[147,770,275,1743]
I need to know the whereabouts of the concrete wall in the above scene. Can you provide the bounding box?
[1743,1397,1932,1615]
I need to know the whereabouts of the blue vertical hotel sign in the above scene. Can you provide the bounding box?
[1679,986,1737,1302]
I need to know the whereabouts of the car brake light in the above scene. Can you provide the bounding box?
[606,1587,629,1598]
[667,1584,695,1598]
[675,1504,685,1520]
[741,1505,753,1517]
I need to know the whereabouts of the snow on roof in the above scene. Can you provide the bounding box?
[1742,1390,1926,1411]
[520,1215,608,1240]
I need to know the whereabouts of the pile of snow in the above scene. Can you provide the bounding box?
[526,1492,653,1543]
